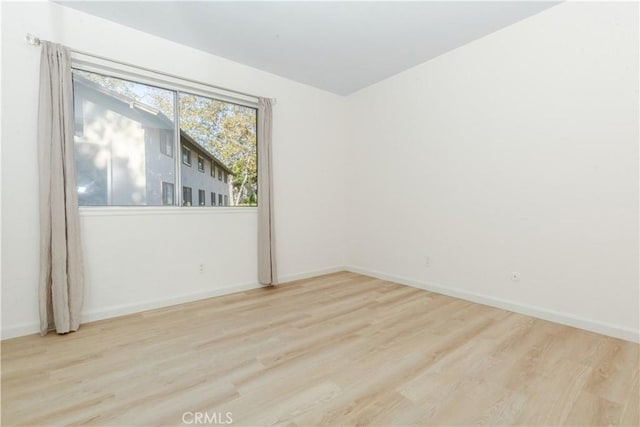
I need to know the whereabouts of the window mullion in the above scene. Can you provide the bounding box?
[173,91,181,206]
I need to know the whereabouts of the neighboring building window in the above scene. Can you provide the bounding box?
[198,189,205,206]
[182,186,192,206]
[71,69,257,207]
[182,146,191,166]
[224,195,229,206]
[211,192,215,206]
[161,182,174,205]
[159,130,173,157]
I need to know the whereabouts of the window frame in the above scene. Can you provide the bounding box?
[71,53,258,212]
[197,156,205,173]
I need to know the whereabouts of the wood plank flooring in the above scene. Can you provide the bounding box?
[2,272,639,426]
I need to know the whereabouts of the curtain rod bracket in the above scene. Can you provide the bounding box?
[26,33,41,46]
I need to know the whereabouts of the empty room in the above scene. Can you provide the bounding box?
[1,1,638,426]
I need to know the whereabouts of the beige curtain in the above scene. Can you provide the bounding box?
[257,98,277,285]
[38,42,84,335]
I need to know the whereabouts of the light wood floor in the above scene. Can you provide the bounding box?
[2,272,638,426]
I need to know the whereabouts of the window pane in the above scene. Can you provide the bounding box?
[178,93,257,207]
[72,70,176,206]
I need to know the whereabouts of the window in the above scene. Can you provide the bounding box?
[198,189,206,206]
[211,192,215,206]
[182,186,192,206]
[159,130,173,157]
[161,182,174,206]
[224,195,229,206]
[182,146,192,166]
[72,69,258,207]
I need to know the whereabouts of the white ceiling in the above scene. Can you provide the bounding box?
[58,1,559,95]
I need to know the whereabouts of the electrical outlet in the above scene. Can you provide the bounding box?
[424,256,430,268]
[511,272,520,282]
[199,264,204,274]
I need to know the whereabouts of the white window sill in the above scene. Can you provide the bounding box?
[79,206,258,217]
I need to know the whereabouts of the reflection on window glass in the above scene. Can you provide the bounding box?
[72,70,176,206]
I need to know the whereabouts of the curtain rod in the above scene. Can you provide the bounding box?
[25,33,274,104]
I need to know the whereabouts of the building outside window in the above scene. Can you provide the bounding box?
[211,192,215,206]
[197,156,205,172]
[224,195,228,206]
[218,194,223,206]
[198,189,206,206]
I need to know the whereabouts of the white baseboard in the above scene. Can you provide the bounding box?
[1,281,263,340]
[346,265,640,344]
[9,264,634,344]
[1,323,41,341]
[83,281,264,324]
[278,265,346,284]
[1,265,347,340]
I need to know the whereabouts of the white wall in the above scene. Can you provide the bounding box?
[1,1,347,338]
[346,2,639,341]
